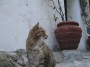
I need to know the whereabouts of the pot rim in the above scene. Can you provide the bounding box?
[57,21,79,27]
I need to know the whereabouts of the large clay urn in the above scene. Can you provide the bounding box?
[55,21,82,50]
[87,36,90,48]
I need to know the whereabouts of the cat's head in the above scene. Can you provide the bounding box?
[31,22,48,40]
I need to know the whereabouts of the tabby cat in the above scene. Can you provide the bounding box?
[26,23,56,67]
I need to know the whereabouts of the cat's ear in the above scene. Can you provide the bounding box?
[36,22,39,27]
[33,22,39,29]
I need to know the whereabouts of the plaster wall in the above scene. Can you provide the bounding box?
[0,0,64,51]
[67,0,87,50]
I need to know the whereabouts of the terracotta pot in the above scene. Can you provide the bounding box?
[55,21,82,50]
[87,36,90,48]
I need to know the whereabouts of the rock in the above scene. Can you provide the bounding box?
[55,50,90,67]
[0,54,12,67]
[53,51,64,63]
[0,49,90,67]
[15,49,26,55]
[15,49,28,66]
[0,49,27,67]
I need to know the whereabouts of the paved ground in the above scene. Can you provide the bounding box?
[0,49,90,67]
[54,50,90,67]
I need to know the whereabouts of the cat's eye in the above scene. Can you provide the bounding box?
[42,31,45,34]
[42,31,44,33]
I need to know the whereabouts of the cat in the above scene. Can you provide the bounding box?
[26,22,56,67]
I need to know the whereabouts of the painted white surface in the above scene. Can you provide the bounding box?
[0,0,86,51]
[67,0,87,50]
[0,0,65,51]
[0,0,29,51]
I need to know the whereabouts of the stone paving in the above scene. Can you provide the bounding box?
[54,50,90,67]
[0,49,90,67]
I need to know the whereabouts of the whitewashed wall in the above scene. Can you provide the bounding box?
[0,0,65,51]
[1,0,86,51]
[67,0,87,51]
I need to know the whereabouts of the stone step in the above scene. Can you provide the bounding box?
[54,50,90,67]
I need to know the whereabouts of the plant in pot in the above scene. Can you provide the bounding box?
[51,0,82,50]
[80,0,90,49]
